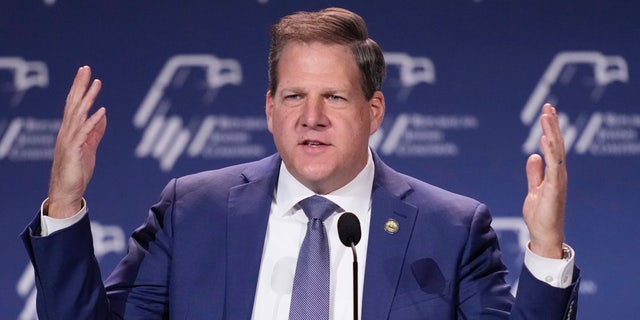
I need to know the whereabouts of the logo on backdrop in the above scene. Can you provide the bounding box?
[370,52,481,157]
[0,57,48,107]
[370,113,479,157]
[133,54,268,171]
[0,57,59,161]
[17,221,126,320]
[522,51,640,156]
[384,52,436,103]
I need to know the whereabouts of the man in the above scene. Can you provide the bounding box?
[22,7,579,319]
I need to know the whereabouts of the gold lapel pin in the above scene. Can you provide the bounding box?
[384,219,399,234]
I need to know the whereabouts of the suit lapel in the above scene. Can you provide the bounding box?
[225,155,281,319]
[361,154,418,319]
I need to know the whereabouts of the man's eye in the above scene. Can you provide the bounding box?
[328,95,344,101]
[284,94,300,100]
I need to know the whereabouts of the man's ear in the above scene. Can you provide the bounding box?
[369,91,385,134]
[265,90,274,133]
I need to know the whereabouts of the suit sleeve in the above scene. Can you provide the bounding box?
[20,179,178,320]
[510,263,580,319]
[21,212,114,319]
[456,204,580,320]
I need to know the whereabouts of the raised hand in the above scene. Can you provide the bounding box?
[47,66,107,218]
[523,103,568,259]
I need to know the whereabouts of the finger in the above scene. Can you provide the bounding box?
[74,79,102,121]
[73,107,107,149]
[64,66,92,116]
[61,67,92,136]
[525,154,543,192]
[539,106,565,168]
[86,108,107,149]
[61,72,102,146]
[539,135,567,188]
[542,104,564,145]
[539,134,568,190]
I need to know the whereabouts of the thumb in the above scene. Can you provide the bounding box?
[526,154,543,192]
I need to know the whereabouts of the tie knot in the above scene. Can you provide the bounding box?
[298,195,339,222]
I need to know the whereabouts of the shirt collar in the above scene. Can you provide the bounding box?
[274,149,375,217]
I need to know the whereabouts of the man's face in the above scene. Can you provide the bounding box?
[266,42,385,194]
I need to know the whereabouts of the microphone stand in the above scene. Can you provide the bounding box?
[350,242,358,320]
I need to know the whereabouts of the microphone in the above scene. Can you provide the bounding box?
[338,212,362,247]
[337,212,361,320]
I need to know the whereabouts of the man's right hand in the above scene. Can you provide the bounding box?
[47,66,107,219]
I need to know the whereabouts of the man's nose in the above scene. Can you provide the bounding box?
[301,97,328,128]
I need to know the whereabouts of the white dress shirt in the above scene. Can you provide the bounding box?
[250,152,375,320]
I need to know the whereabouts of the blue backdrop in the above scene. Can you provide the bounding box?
[2,1,639,319]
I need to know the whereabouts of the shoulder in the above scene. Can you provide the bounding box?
[403,172,485,223]
[161,154,281,200]
[373,154,485,226]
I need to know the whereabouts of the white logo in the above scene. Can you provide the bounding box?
[522,51,640,156]
[17,221,126,320]
[370,113,479,157]
[0,57,58,162]
[0,118,60,161]
[384,52,435,102]
[133,54,268,171]
[0,57,48,107]
[370,52,479,157]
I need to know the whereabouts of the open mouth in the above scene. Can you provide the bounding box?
[302,140,326,146]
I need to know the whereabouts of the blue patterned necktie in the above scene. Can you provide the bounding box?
[289,195,339,320]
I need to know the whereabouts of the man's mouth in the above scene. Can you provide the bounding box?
[302,140,326,146]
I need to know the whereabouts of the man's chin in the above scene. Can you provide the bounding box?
[291,167,339,193]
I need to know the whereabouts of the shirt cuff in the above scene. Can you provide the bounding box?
[39,198,88,236]
[523,242,575,289]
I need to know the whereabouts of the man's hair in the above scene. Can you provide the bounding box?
[268,7,386,100]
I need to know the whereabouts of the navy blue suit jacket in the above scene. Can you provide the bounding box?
[22,152,579,319]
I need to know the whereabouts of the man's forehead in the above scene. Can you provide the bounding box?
[280,41,352,55]
[275,41,364,95]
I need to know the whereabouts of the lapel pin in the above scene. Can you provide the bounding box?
[384,219,399,234]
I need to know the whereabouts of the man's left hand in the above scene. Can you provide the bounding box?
[523,103,568,259]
